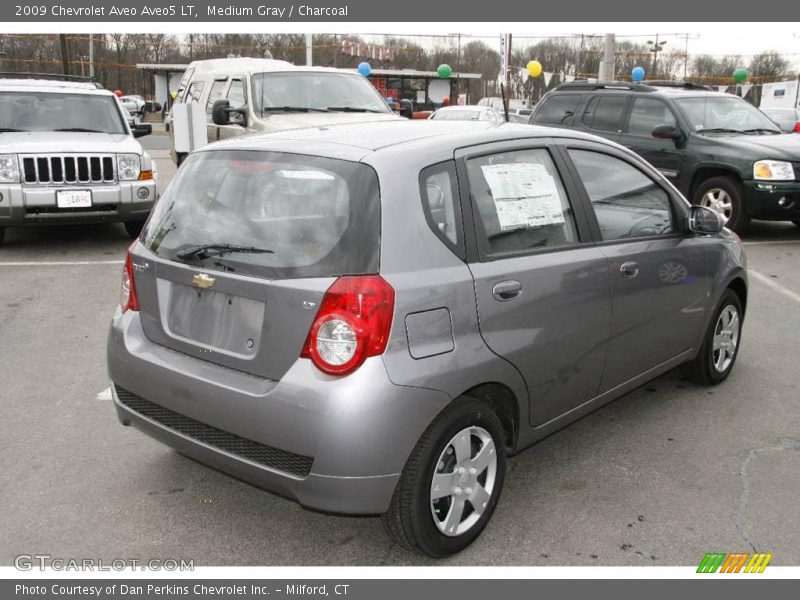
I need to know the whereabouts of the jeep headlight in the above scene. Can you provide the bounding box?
[754,160,794,181]
[117,153,141,181]
[0,154,20,183]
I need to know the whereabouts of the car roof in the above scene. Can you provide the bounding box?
[200,119,610,161]
[433,106,488,112]
[187,57,366,78]
[0,79,112,95]
[548,83,726,101]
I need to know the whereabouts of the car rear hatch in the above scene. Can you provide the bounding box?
[130,149,380,381]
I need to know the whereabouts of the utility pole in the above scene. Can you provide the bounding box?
[647,34,667,78]
[188,34,194,61]
[306,33,312,66]
[89,33,94,78]
[59,34,70,75]
[598,33,615,81]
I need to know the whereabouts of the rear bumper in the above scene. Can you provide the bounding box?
[743,180,800,220]
[106,310,452,515]
[0,180,156,227]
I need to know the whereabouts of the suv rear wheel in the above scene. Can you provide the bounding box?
[0,227,5,245]
[382,398,506,557]
[693,176,750,233]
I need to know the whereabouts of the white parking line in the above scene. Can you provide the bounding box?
[96,387,112,402]
[0,260,124,266]
[748,269,800,304]
[743,240,800,246]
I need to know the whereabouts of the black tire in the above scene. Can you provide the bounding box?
[0,227,5,245]
[692,176,750,234]
[681,289,743,385]
[792,219,800,227]
[382,398,507,558]
[124,219,147,240]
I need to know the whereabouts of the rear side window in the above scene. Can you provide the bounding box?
[205,79,227,121]
[582,95,627,132]
[420,161,462,256]
[568,149,674,240]
[533,94,582,125]
[466,148,579,257]
[143,150,380,279]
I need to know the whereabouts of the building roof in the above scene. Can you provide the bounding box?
[135,63,190,72]
[370,68,482,80]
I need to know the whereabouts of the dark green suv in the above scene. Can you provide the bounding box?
[530,81,800,232]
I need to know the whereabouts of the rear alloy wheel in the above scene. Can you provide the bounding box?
[382,398,506,557]
[124,219,147,240]
[693,176,750,233]
[682,289,743,385]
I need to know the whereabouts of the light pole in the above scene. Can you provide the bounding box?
[647,36,667,78]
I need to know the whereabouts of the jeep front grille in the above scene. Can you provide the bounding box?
[21,154,116,185]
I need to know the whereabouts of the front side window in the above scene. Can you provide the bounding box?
[251,72,390,114]
[0,91,126,134]
[466,148,579,257]
[568,149,674,241]
[185,81,204,103]
[225,79,246,123]
[142,150,380,279]
[627,97,677,136]
[533,94,582,125]
[205,79,227,121]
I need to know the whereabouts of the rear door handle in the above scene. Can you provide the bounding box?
[492,280,522,301]
[620,261,640,279]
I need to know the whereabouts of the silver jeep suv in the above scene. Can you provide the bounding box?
[0,75,157,244]
[107,120,747,557]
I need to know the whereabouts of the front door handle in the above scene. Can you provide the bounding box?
[492,280,522,301]
[620,261,640,279]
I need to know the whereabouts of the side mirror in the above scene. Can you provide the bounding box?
[652,124,682,140]
[212,99,231,125]
[688,205,723,234]
[131,123,152,138]
[212,99,248,127]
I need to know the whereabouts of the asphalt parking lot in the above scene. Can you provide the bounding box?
[1,133,799,567]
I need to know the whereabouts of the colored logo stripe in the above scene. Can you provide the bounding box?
[744,553,773,573]
[720,553,749,573]
[697,552,773,573]
[697,553,726,573]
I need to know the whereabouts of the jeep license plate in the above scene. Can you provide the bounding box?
[56,190,92,209]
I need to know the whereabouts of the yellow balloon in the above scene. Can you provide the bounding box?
[527,60,543,78]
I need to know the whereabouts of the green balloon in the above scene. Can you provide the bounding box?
[437,64,452,79]
[733,68,748,83]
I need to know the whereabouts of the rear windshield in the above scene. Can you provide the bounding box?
[142,150,380,279]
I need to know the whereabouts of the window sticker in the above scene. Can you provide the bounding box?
[481,163,566,230]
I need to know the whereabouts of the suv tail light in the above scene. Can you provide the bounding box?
[793,122,800,133]
[301,276,395,376]
[120,246,139,312]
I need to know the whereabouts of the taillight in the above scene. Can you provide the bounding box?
[793,122,800,133]
[301,275,395,376]
[120,246,139,312]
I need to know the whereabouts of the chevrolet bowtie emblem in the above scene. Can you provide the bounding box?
[192,273,215,289]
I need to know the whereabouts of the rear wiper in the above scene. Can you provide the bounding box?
[261,106,329,114]
[326,106,383,113]
[697,128,744,134]
[177,243,274,260]
[53,128,105,133]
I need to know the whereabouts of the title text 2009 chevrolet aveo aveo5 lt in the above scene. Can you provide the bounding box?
[107,120,747,557]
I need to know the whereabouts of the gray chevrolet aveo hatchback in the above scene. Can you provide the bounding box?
[107,120,747,557]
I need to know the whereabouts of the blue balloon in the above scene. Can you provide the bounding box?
[357,62,371,77]
[632,66,645,82]
[386,97,394,103]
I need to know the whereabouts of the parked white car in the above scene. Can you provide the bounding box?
[428,105,505,123]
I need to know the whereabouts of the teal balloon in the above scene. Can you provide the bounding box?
[733,68,748,83]
[357,62,371,77]
[437,64,452,79]
[631,66,645,82]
